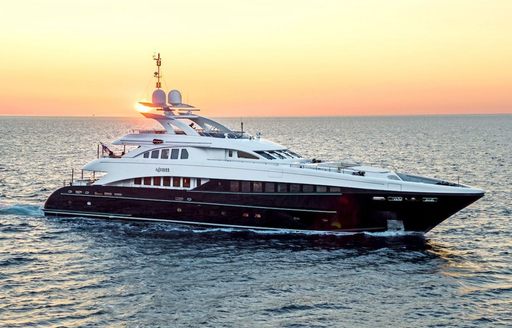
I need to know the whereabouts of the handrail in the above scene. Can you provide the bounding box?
[208,158,363,176]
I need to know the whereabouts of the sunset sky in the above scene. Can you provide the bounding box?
[0,0,511,117]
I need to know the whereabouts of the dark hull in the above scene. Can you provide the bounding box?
[43,185,483,233]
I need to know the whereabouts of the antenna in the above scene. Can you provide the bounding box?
[153,53,162,89]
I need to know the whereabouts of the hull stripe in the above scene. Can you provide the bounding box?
[43,209,384,233]
[59,193,337,214]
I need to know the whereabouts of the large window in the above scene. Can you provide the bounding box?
[161,149,169,159]
[253,181,263,192]
[237,151,259,159]
[183,177,191,188]
[151,150,159,159]
[180,149,189,159]
[241,181,251,192]
[265,182,275,192]
[303,184,314,192]
[134,177,142,185]
[316,185,327,192]
[163,177,171,186]
[170,149,179,159]
[290,184,301,192]
[172,177,181,187]
[255,151,275,160]
[277,183,288,192]
[143,177,151,185]
[269,151,286,159]
[230,181,239,192]
[143,152,149,158]
[153,177,161,186]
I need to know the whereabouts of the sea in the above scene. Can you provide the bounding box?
[0,115,510,327]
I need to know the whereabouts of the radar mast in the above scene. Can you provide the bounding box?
[153,53,162,89]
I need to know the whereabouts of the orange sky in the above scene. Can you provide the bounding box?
[0,0,511,117]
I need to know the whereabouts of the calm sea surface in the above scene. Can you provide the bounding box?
[0,115,511,327]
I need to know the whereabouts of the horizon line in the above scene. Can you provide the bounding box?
[1,112,510,119]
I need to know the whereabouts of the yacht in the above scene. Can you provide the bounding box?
[43,54,484,233]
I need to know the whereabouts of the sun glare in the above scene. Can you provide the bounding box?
[135,102,151,113]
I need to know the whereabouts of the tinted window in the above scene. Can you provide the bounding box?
[270,151,285,159]
[277,183,288,192]
[180,149,189,159]
[255,151,275,160]
[278,151,291,159]
[183,177,190,188]
[330,186,341,192]
[303,184,314,192]
[316,185,327,192]
[241,181,251,192]
[290,184,300,192]
[228,150,233,157]
[134,177,142,185]
[172,177,181,187]
[143,177,151,185]
[163,177,171,186]
[230,181,239,192]
[143,152,149,158]
[265,182,275,192]
[237,151,259,159]
[153,177,161,186]
[288,151,301,158]
[151,150,159,159]
[161,149,169,159]
[170,149,179,159]
[253,181,263,192]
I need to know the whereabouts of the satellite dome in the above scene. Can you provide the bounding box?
[168,89,182,106]
[152,89,166,106]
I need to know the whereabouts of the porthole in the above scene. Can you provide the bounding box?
[177,208,182,212]
[86,201,92,206]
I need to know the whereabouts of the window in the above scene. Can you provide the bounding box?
[143,152,149,158]
[230,181,239,192]
[265,182,275,192]
[153,177,161,186]
[329,186,341,192]
[277,183,288,192]
[143,177,151,185]
[170,149,179,159]
[270,151,285,159]
[316,185,327,192]
[277,151,291,159]
[255,151,275,160]
[163,177,171,186]
[288,151,301,158]
[228,150,233,157]
[290,184,301,192]
[180,149,189,159]
[253,181,263,192]
[151,150,159,159]
[237,151,259,159]
[303,184,314,192]
[172,177,181,187]
[241,181,251,192]
[183,177,191,188]
[161,149,169,159]
[134,177,142,185]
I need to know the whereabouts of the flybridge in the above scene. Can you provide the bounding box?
[136,53,252,139]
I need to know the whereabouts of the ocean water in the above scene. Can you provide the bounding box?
[0,115,510,327]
